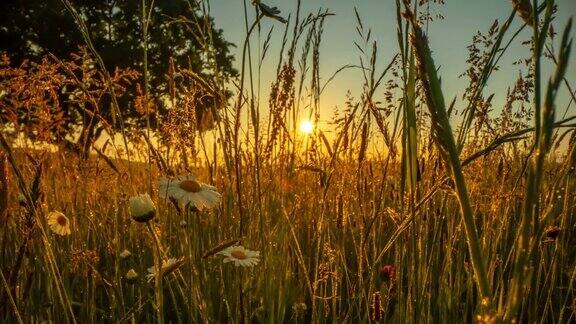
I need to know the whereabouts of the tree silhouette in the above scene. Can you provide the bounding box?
[0,0,237,154]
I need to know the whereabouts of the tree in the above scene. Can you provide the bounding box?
[0,0,236,154]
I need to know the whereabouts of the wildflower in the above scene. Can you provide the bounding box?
[379,264,396,282]
[218,245,260,267]
[159,175,221,211]
[252,0,287,23]
[119,249,132,260]
[129,193,156,223]
[146,257,185,282]
[125,269,139,283]
[47,211,71,236]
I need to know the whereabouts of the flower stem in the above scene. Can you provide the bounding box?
[146,222,164,324]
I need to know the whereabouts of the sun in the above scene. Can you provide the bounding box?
[299,120,314,134]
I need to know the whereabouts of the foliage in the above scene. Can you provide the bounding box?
[0,0,237,150]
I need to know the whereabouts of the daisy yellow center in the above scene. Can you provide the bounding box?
[57,215,67,226]
[231,250,247,260]
[179,180,202,193]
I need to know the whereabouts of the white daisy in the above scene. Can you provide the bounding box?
[158,175,221,211]
[146,257,185,282]
[47,211,71,236]
[218,245,260,267]
[129,193,156,223]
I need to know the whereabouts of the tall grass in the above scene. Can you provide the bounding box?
[0,0,575,322]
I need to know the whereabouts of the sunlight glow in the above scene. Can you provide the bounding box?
[299,120,314,134]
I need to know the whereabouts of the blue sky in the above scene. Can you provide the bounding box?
[208,0,576,127]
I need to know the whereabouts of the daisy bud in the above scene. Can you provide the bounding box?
[125,269,139,284]
[119,249,132,260]
[18,194,27,207]
[129,193,156,223]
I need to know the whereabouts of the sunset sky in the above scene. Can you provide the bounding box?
[209,0,576,130]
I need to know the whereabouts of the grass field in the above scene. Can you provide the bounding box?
[1,0,576,323]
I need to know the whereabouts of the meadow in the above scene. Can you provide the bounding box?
[0,0,575,323]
